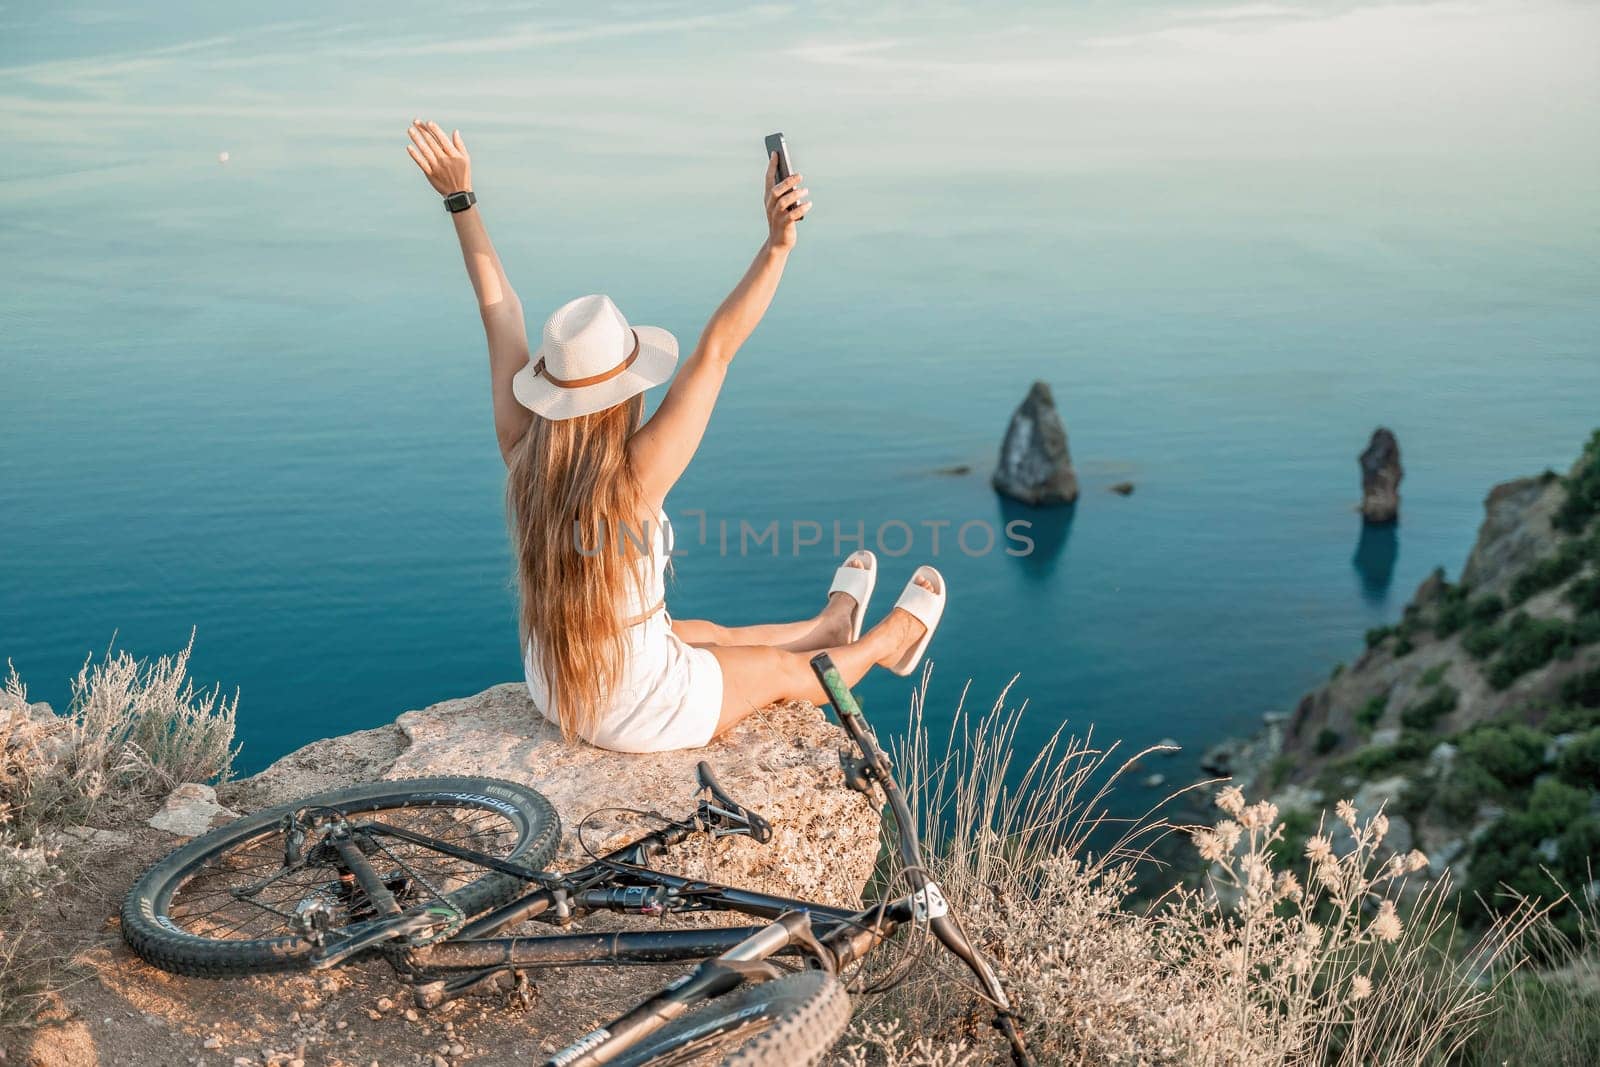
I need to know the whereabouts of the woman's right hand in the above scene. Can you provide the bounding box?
[406,119,473,197]
[764,153,811,250]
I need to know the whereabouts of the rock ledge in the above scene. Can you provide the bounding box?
[229,684,880,907]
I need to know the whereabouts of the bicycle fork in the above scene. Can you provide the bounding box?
[537,912,815,1067]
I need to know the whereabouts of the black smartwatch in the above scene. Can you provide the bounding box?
[443,190,477,214]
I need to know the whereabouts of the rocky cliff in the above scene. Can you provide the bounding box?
[1259,431,1600,919]
[1287,436,1600,760]
[226,684,882,908]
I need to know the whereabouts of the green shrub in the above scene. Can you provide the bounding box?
[1559,816,1600,870]
[1399,774,1435,818]
[1566,572,1600,616]
[1555,727,1600,788]
[1264,754,1296,791]
[1543,704,1600,734]
[1466,781,1598,933]
[1459,724,1548,788]
[1419,662,1449,687]
[1463,622,1504,660]
[1333,732,1431,779]
[1560,666,1600,708]
[1464,821,1548,915]
[1488,613,1583,690]
[1553,428,1600,534]
[1400,685,1459,731]
[1509,541,1584,605]
[1314,728,1341,755]
[1431,581,1467,634]
[1365,625,1395,649]
[1474,594,1507,624]
[1394,633,1416,657]
[1433,760,1504,824]
[1434,587,1505,638]
[1520,777,1591,840]
[1267,805,1321,862]
[1355,693,1388,730]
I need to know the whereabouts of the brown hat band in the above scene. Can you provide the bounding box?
[534,330,640,389]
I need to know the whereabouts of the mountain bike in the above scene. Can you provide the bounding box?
[122,653,1034,1066]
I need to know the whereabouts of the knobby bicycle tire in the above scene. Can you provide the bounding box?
[605,969,851,1067]
[122,776,558,978]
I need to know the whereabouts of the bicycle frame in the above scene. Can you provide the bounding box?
[312,653,1033,1066]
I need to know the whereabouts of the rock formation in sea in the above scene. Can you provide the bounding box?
[1359,427,1403,523]
[227,684,881,907]
[992,380,1079,506]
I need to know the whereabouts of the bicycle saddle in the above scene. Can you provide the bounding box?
[694,761,773,844]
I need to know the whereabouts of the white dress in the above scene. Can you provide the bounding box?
[523,512,725,753]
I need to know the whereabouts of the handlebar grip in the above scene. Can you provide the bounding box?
[695,760,727,799]
[809,652,863,718]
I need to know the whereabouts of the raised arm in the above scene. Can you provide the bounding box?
[630,155,812,506]
[406,119,532,465]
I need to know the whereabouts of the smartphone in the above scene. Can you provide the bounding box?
[764,132,803,222]
[764,132,793,186]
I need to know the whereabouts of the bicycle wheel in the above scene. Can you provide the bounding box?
[122,776,559,978]
[607,970,851,1067]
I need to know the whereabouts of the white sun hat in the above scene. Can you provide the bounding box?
[511,294,678,420]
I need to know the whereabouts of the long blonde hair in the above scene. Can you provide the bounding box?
[507,394,649,741]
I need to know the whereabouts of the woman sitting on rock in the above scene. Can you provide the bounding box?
[406,120,946,753]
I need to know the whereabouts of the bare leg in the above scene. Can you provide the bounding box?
[704,607,924,737]
[672,614,839,652]
[671,556,867,652]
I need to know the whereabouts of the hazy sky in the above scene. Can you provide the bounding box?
[4,0,1597,183]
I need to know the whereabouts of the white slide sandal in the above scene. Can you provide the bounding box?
[888,565,946,677]
[828,550,878,642]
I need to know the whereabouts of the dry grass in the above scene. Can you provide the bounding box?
[1,634,238,843]
[0,637,238,1031]
[1459,882,1600,1066]
[845,676,1550,1065]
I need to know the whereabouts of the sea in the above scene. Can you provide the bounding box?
[4,2,1597,813]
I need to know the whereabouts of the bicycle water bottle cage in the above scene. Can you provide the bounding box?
[694,761,773,843]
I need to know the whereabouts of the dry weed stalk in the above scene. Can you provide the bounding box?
[847,675,1544,1065]
[1,639,238,1032]
[1,634,238,842]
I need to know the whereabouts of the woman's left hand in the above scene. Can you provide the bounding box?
[407,119,472,197]
[763,153,811,250]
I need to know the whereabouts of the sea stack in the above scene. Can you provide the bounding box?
[992,381,1079,506]
[1359,427,1403,523]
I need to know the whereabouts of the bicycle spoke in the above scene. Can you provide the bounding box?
[160,799,522,942]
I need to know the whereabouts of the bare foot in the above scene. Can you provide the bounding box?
[875,571,937,668]
[816,555,871,646]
